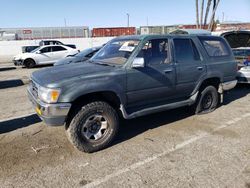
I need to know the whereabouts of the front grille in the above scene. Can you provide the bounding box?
[30,80,39,98]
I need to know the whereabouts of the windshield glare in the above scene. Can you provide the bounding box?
[91,39,140,65]
[30,47,41,53]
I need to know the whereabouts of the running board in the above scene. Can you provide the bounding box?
[120,92,199,119]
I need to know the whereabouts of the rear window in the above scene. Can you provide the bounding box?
[200,38,230,57]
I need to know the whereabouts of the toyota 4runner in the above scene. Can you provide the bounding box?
[28,35,237,153]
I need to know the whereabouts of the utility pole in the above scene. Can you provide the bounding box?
[64,18,67,27]
[127,13,130,27]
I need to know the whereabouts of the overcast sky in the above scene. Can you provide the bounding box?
[1,0,249,28]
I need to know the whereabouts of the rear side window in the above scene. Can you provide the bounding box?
[200,38,230,57]
[174,38,201,63]
[40,47,51,53]
[52,46,67,52]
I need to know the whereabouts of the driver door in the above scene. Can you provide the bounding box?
[126,38,176,110]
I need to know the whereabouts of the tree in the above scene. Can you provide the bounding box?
[195,0,221,31]
[200,0,205,28]
[208,0,221,30]
[196,0,200,28]
[203,0,212,27]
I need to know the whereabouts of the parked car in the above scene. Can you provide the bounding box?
[14,45,79,68]
[22,40,77,53]
[54,46,102,66]
[39,40,76,49]
[28,35,237,153]
[237,66,250,84]
[232,47,250,63]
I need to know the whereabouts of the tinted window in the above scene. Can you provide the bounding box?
[52,46,66,52]
[174,39,200,62]
[246,50,250,56]
[138,39,169,65]
[42,41,62,45]
[86,51,98,58]
[40,47,51,53]
[200,38,230,57]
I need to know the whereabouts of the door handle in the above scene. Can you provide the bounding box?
[197,67,204,71]
[164,69,173,73]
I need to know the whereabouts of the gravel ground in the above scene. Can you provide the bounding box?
[0,64,250,188]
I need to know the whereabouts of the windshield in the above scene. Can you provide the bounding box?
[30,46,42,53]
[76,48,96,58]
[91,39,140,65]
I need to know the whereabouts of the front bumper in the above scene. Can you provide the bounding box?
[13,59,24,66]
[27,87,71,126]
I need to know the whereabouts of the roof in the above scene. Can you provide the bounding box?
[114,33,219,41]
[170,29,211,35]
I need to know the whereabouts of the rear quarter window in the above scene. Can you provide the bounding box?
[200,37,230,57]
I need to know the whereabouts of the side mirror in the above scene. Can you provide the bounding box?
[36,51,41,54]
[132,57,145,68]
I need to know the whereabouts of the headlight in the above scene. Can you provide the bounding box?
[38,86,61,103]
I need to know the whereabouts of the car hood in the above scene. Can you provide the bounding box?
[32,61,117,87]
[54,57,76,66]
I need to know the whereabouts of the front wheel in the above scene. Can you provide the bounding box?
[24,59,36,68]
[66,101,119,153]
[195,86,219,114]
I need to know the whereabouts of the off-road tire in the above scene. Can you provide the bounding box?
[66,101,119,153]
[24,59,36,68]
[195,86,219,114]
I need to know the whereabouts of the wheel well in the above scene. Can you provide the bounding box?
[199,78,221,91]
[65,91,122,129]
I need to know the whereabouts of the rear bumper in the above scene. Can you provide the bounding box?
[27,87,71,126]
[221,80,237,91]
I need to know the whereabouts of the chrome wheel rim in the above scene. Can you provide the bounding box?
[82,114,108,141]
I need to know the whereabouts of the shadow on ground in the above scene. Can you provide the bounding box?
[0,114,41,134]
[113,85,250,146]
[0,67,16,72]
[223,84,250,105]
[0,79,24,89]
[114,106,193,145]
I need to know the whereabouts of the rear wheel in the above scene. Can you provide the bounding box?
[66,101,119,153]
[195,86,219,114]
[24,59,36,68]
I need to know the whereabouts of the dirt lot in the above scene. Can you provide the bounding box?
[0,63,250,188]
